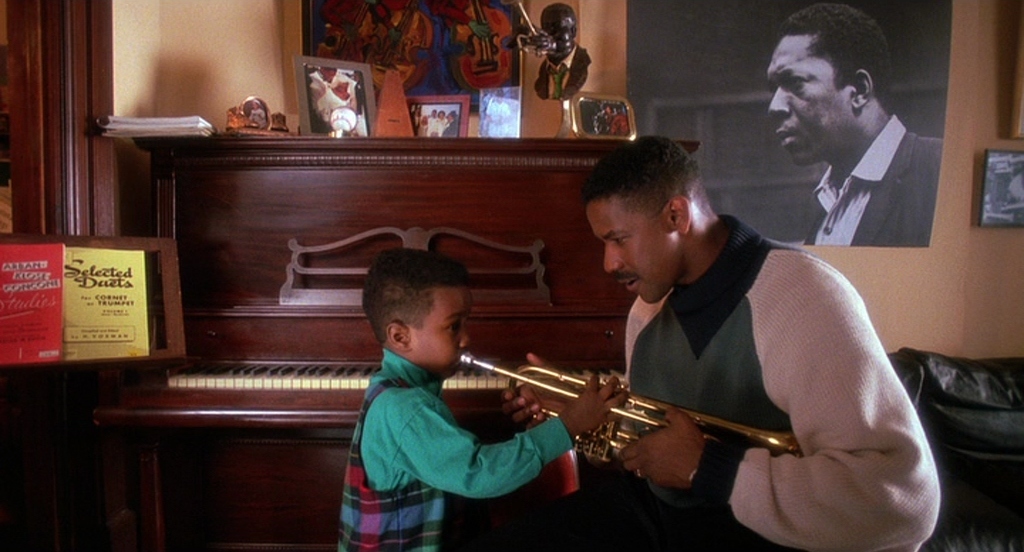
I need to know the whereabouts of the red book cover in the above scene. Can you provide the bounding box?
[0,243,65,364]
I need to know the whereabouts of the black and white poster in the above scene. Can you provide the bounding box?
[628,1,952,246]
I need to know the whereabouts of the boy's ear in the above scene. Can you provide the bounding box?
[385,321,412,352]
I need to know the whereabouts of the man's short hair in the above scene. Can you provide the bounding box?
[362,248,470,343]
[581,135,706,216]
[779,3,892,108]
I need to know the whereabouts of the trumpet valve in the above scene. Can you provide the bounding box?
[574,420,624,464]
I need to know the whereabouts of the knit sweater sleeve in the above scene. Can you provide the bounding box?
[732,249,940,551]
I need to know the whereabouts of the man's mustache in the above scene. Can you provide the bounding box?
[613,271,638,283]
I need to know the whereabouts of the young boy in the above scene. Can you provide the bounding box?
[339,248,623,551]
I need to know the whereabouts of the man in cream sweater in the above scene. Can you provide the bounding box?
[469,136,940,551]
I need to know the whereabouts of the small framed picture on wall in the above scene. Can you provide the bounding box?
[980,149,1024,227]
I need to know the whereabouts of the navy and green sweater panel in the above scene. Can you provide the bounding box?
[664,215,772,359]
[629,216,794,507]
[630,300,791,433]
[630,216,791,428]
[339,380,447,552]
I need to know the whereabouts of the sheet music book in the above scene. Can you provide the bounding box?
[0,243,65,364]
[63,247,150,360]
[97,115,216,137]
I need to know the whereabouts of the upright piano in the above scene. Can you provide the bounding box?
[94,137,695,552]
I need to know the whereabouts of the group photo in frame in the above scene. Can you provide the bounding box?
[294,55,376,137]
[980,149,1024,227]
[572,94,637,140]
[407,95,470,137]
[302,0,521,109]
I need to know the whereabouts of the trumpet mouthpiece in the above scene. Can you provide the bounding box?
[460,353,495,372]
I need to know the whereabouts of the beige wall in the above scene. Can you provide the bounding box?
[114,0,293,123]
[113,0,1024,358]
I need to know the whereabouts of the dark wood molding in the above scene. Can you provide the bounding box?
[7,0,114,235]
[7,0,48,233]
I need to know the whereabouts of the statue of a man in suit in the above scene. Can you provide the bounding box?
[532,3,590,100]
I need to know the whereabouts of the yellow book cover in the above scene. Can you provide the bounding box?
[63,247,150,360]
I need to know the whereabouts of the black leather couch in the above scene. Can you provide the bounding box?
[888,348,1024,551]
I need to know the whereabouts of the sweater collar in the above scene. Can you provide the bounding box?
[377,348,444,395]
[669,215,767,313]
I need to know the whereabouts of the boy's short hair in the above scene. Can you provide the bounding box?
[581,135,706,217]
[362,248,470,343]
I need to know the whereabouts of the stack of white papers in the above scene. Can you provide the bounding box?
[97,116,216,137]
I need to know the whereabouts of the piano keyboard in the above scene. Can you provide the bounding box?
[167,363,625,392]
[167,363,511,391]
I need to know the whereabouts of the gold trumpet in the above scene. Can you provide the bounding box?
[459,353,802,462]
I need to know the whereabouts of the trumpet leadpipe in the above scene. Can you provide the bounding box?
[459,354,663,429]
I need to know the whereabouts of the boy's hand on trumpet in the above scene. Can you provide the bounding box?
[556,373,626,438]
[500,353,625,433]
[500,353,559,427]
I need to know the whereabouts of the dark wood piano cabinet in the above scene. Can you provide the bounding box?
[94,137,697,552]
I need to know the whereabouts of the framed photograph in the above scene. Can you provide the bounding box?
[479,87,522,138]
[240,96,271,130]
[980,149,1024,227]
[407,95,470,137]
[302,0,521,109]
[294,55,376,137]
[571,94,637,140]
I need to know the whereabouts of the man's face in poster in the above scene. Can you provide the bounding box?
[767,34,859,168]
